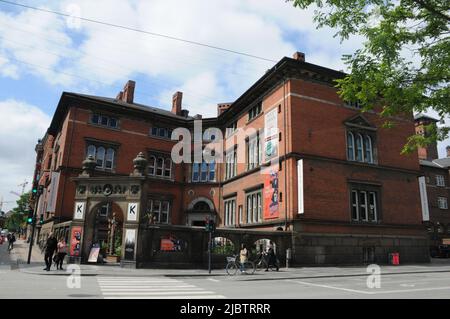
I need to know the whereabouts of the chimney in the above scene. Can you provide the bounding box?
[414,115,439,160]
[446,146,450,157]
[116,80,135,104]
[293,51,305,62]
[193,114,202,120]
[172,91,183,115]
[217,103,232,116]
[180,109,189,118]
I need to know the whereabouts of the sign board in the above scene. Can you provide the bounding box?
[264,108,278,162]
[88,246,100,263]
[418,176,429,221]
[297,159,304,214]
[69,226,82,256]
[124,229,136,260]
[263,166,279,219]
[73,202,85,220]
[127,203,139,221]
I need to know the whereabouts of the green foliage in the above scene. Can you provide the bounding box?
[290,0,450,152]
[5,191,31,231]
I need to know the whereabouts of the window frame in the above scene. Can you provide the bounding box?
[349,184,380,223]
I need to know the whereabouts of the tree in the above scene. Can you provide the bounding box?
[290,0,449,153]
[5,191,31,231]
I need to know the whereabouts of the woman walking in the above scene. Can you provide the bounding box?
[56,238,68,270]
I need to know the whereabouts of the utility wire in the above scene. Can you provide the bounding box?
[0,0,278,63]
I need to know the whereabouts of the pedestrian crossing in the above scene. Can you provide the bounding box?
[97,277,225,299]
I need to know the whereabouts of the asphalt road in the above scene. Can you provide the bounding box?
[1,243,450,299]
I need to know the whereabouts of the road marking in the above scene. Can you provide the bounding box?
[372,286,450,294]
[208,278,220,282]
[289,280,373,294]
[97,277,225,299]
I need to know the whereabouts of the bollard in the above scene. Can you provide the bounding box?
[286,248,292,269]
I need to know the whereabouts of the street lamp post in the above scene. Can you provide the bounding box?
[27,185,42,264]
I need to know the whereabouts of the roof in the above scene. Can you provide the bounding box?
[420,159,444,169]
[432,157,450,168]
[414,113,439,122]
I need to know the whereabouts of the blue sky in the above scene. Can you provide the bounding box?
[0,0,448,212]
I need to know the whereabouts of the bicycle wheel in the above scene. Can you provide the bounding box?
[243,261,256,275]
[255,258,267,271]
[226,262,238,275]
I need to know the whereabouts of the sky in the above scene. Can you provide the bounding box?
[0,0,448,213]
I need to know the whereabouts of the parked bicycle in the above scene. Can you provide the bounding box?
[225,255,256,275]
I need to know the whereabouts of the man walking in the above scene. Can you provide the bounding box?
[7,233,15,252]
[44,232,57,271]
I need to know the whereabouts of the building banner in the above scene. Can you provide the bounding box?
[264,108,278,162]
[124,229,136,260]
[69,226,82,257]
[418,176,430,221]
[264,167,279,219]
[127,203,139,221]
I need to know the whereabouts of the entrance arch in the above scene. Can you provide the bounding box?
[187,197,215,226]
[83,201,125,263]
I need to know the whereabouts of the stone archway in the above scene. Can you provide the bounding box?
[187,197,215,226]
[82,201,125,263]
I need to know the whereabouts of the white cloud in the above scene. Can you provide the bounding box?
[0,99,50,212]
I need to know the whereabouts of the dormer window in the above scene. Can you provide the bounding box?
[91,113,118,129]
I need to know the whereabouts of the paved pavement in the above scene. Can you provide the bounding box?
[2,239,450,299]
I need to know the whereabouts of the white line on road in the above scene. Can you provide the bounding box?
[208,278,220,282]
[289,280,373,294]
[102,291,217,295]
[104,295,226,299]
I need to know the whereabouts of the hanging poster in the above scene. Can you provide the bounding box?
[124,229,136,260]
[127,203,139,221]
[264,108,278,162]
[69,226,82,256]
[160,235,184,252]
[264,168,279,219]
[88,244,100,263]
[73,202,85,220]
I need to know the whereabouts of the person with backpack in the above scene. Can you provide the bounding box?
[43,232,57,271]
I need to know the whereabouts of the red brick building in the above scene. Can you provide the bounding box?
[31,52,429,267]
[415,114,450,253]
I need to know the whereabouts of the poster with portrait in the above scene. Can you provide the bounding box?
[124,229,136,260]
[160,235,184,252]
[264,168,279,219]
[69,226,82,256]
[264,108,278,162]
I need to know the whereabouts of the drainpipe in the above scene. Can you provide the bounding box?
[283,78,288,231]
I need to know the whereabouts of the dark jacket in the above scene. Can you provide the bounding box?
[45,237,58,254]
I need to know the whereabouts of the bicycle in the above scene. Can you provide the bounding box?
[225,255,256,275]
[254,252,279,271]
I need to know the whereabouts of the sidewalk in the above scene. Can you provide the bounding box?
[12,239,450,279]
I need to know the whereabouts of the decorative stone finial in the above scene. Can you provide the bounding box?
[131,152,148,176]
[81,155,97,176]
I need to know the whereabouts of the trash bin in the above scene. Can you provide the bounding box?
[389,252,400,265]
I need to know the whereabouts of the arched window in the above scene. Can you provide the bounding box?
[164,159,172,177]
[356,134,364,162]
[148,156,156,175]
[156,157,164,176]
[201,161,208,181]
[87,145,96,158]
[105,148,114,169]
[209,162,215,181]
[96,147,105,168]
[364,135,373,163]
[192,163,200,181]
[347,132,355,161]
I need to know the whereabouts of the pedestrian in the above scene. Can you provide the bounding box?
[43,232,57,271]
[265,242,279,272]
[239,244,248,273]
[7,233,15,252]
[55,237,68,270]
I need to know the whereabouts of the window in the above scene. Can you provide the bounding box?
[347,132,355,161]
[247,133,262,170]
[147,154,172,178]
[347,131,375,164]
[224,199,236,227]
[91,113,118,129]
[350,187,379,222]
[86,145,116,170]
[192,161,215,182]
[147,199,170,224]
[246,190,262,224]
[226,121,237,137]
[225,148,237,180]
[345,100,362,109]
[436,175,445,187]
[248,102,262,121]
[438,197,448,209]
[150,127,173,139]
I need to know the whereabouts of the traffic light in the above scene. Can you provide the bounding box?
[38,185,44,195]
[26,206,34,224]
[205,219,216,232]
[39,215,44,225]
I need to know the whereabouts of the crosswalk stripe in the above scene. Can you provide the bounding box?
[97,277,224,299]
